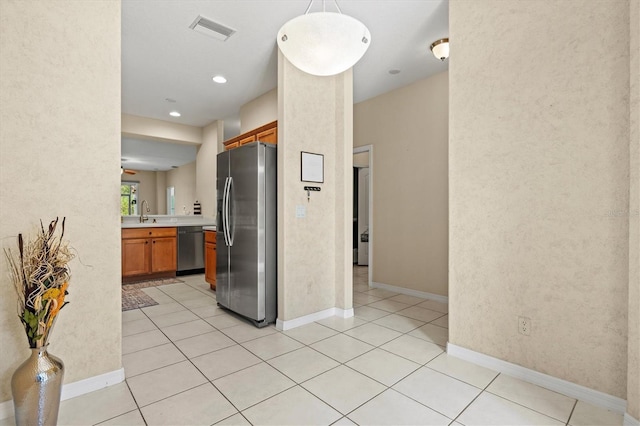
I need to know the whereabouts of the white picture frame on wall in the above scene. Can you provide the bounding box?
[301,151,324,183]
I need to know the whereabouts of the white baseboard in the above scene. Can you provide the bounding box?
[276,307,354,331]
[371,281,448,304]
[625,413,640,426]
[60,368,125,400]
[0,367,125,420]
[0,399,13,421]
[335,307,354,318]
[447,343,627,414]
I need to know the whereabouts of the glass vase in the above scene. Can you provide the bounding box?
[11,345,64,426]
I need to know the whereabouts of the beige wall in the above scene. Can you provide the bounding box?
[122,113,202,144]
[277,52,353,321]
[628,0,639,420]
[0,0,121,403]
[449,0,630,399]
[167,161,197,215]
[121,170,158,214]
[156,171,167,214]
[354,72,449,297]
[240,89,277,133]
[196,121,223,218]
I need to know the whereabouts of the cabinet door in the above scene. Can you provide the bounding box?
[205,241,216,289]
[239,135,256,146]
[256,127,277,144]
[122,238,150,276]
[151,237,176,273]
[225,141,239,151]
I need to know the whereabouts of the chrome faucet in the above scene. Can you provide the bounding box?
[140,199,150,223]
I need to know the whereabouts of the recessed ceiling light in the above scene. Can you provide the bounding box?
[212,75,227,84]
[169,111,181,117]
[388,69,401,75]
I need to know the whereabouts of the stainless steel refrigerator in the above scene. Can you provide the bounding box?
[216,142,277,327]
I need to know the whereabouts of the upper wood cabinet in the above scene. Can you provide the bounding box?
[224,120,277,151]
[256,126,277,145]
[225,141,239,151]
[239,134,256,146]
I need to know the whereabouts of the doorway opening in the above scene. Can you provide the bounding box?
[353,145,373,288]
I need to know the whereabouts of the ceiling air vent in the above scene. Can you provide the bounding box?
[189,15,236,41]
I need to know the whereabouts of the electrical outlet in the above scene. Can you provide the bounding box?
[518,316,531,336]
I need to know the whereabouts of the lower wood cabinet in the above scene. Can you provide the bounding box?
[122,238,151,276]
[151,237,177,273]
[122,227,177,280]
[205,230,216,290]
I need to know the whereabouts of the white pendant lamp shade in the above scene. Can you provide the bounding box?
[277,12,371,77]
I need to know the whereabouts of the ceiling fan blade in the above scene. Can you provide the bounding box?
[124,169,137,175]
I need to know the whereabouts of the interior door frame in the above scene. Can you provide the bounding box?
[353,144,373,288]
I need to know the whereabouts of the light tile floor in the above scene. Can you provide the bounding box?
[1,267,624,425]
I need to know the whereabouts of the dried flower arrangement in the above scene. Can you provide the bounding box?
[4,218,74,348]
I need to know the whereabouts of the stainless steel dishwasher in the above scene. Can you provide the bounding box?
[177,226,204,273]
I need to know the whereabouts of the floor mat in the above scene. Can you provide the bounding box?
[121,277,184,311]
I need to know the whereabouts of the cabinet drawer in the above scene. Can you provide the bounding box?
[122,227,177,239]
[205,230,217,244]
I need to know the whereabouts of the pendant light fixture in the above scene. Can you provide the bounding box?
[430,38,449,61]
[277,0,371,77]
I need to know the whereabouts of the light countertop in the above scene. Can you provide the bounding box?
[121,215,216,229]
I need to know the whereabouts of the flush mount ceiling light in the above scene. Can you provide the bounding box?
[277,0,371,76]
[169,111,181,117]
[430,38,449,61]
[212,75,227,84]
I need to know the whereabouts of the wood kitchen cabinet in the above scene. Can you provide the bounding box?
[122,238,150,276]
[223,120,277,151]
[151,237,177,273]
[239,134,256,146]
[224,141,239,151]
[122,227,177,281]
[256,126,277,144]
[204,230,216,290]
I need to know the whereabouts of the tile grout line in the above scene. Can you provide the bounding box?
[133,292,249,422]
[121,272,460,425]
[143,283,311,423]
[448,373,501,424]
[482,386,575,424]
[565,400,578,426]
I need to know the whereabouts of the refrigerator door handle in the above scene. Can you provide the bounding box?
[227,177,234,246]
[223,177,231,246]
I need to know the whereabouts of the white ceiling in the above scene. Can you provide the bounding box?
[121,137,197,171]
[121,0,449,169]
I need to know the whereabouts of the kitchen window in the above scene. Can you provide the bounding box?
[121,181,139,216]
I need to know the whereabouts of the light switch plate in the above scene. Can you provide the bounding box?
[296,205,306,218]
